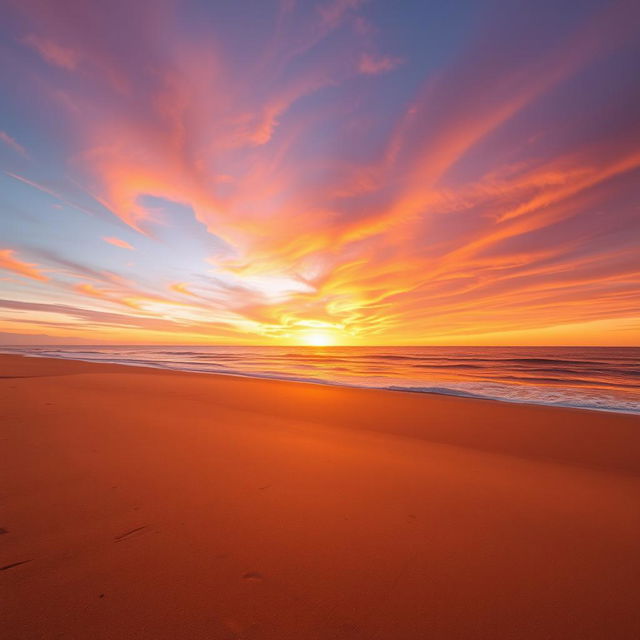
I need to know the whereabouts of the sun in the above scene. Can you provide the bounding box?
[302,331,333,347]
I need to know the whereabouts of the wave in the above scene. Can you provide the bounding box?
[490,375,640,390]
[385,385,640,414]
[3,345,638,415]
[386,385,489,399]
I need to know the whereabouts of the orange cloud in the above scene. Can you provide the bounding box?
[103,236,134,250]
[169,283,196,296]
[0,250,48,281]
[74,283,146,310]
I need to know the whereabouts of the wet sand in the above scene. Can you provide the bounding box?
[1,354,639,639]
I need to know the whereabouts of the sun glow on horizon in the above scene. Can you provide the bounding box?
[301,332,335,347]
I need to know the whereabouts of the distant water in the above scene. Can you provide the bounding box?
[2,345,639,415]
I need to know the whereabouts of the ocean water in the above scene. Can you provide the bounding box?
[2,345,639,415]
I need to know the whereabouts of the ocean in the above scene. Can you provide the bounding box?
[2,345,639,415]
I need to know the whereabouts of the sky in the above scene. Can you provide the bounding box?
[0,0,639,346]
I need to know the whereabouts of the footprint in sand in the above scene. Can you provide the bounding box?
[242,571,263,582]
[114,525,148,542]
[0,559,32,571]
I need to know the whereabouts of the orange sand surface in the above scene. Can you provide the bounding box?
[1,354,639,639]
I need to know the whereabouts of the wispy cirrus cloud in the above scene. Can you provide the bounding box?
[23,33,78,69]
[0,0,638,345]
[0,249,48,281]
[103,236,134,250]
[0,131,28,157]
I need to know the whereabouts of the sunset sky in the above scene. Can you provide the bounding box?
[0,0,639,346]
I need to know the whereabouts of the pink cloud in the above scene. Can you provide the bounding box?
[23,34,78,70]
[318,0,366,29]
[358,53,403,75]
[103,236,134,250]
[0,131,27,157]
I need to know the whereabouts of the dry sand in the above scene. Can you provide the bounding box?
[1,354,639,639]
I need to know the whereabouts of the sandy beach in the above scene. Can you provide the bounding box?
[1,354,639,639]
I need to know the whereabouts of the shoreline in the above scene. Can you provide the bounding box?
[0,354,640,474]
[2,353,639,638]
[3,349,638,416]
